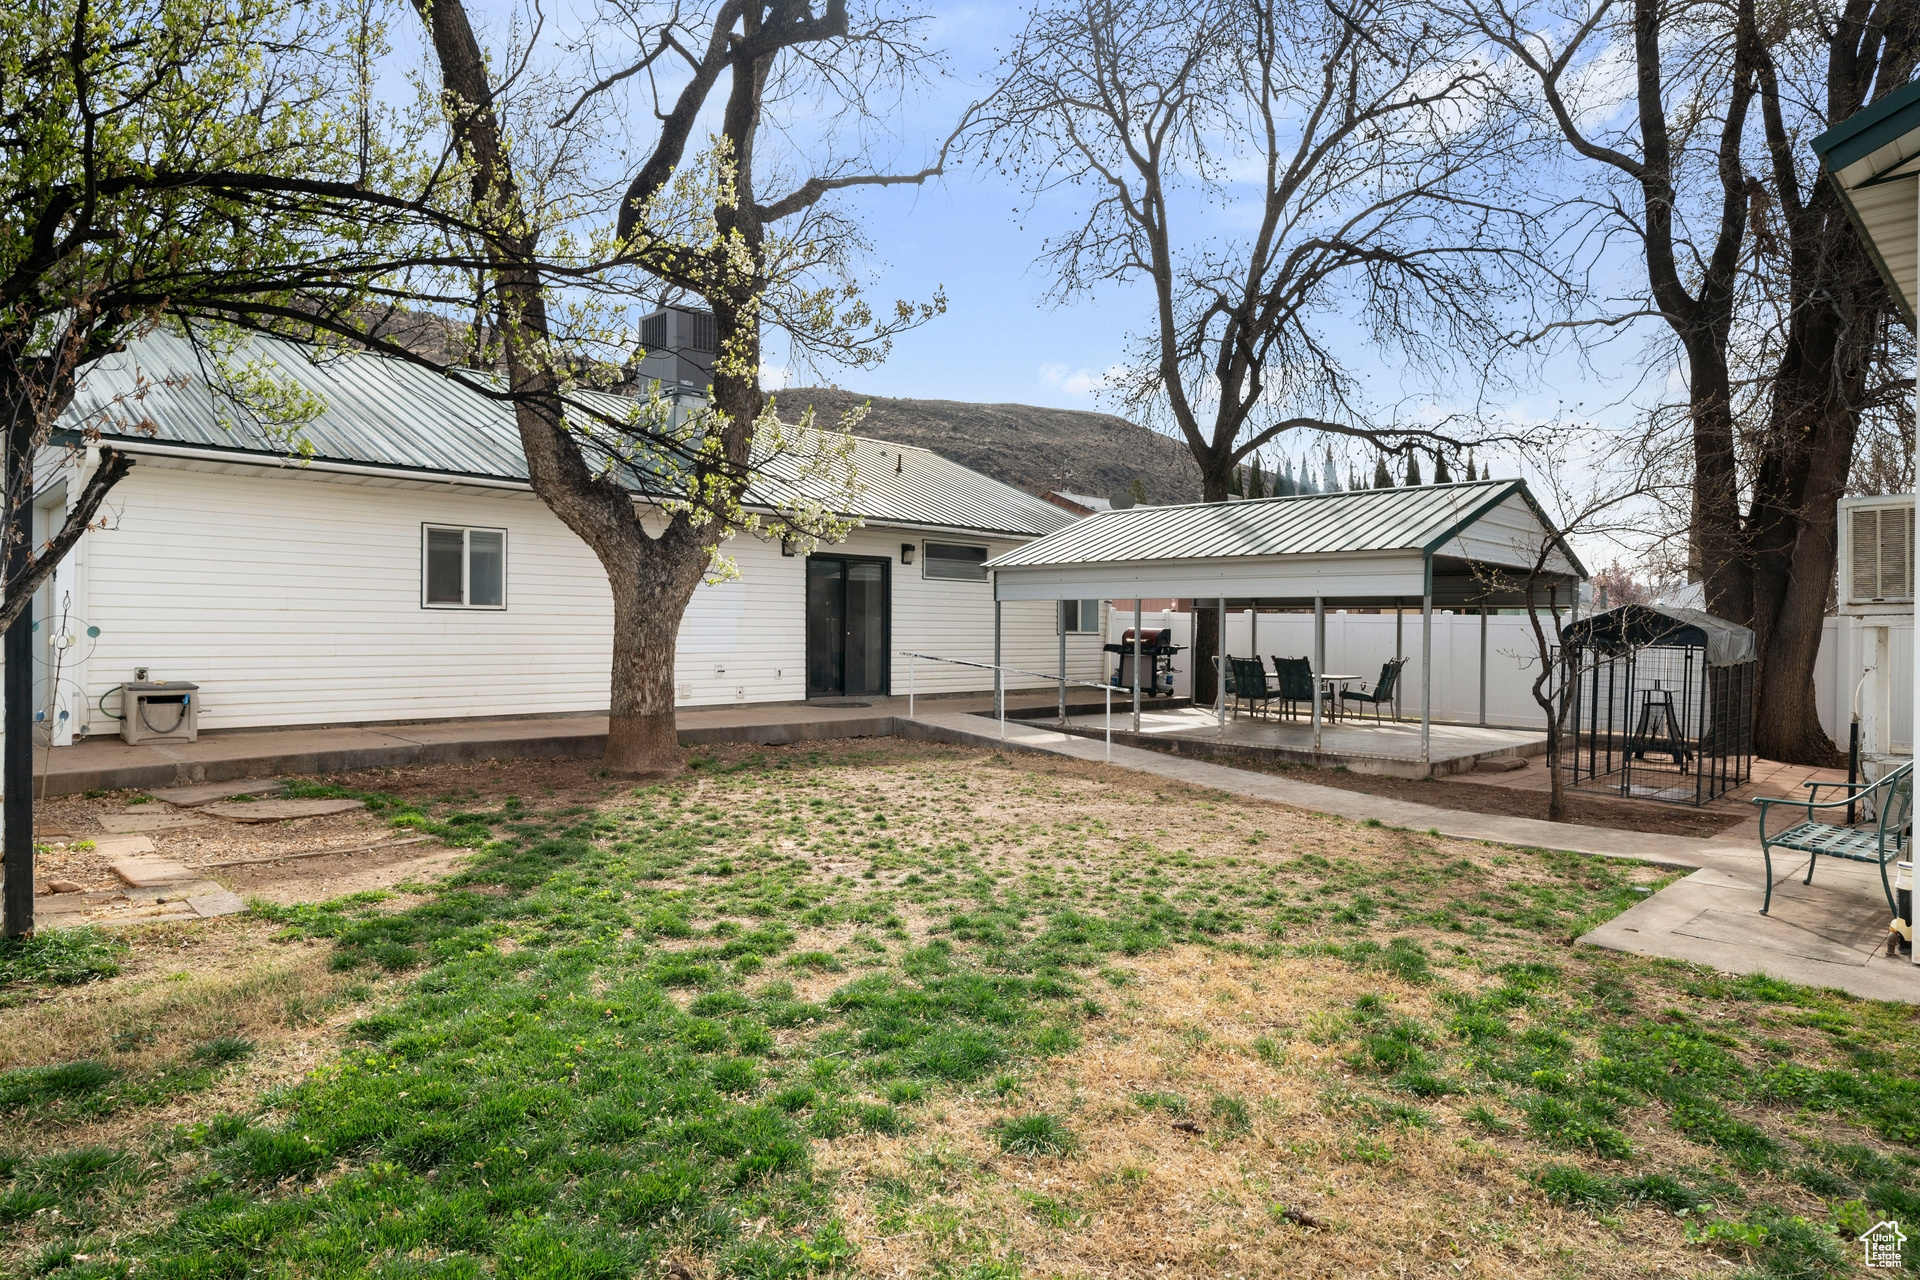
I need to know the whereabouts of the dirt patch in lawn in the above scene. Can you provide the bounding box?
[1225,755,1747,839]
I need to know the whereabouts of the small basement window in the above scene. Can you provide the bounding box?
[423,524,507,608]
[923,541,989,582]
[1059,599,1102,634]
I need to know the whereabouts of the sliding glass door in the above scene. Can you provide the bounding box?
[806,555,890,698]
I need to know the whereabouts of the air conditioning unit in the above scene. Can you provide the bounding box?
[1837,494,1915,617]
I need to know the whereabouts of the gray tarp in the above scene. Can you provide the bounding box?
[1559,604,1757,667]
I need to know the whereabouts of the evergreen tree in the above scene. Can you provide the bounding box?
[1298,455,1318,495]
[1464,455,1476,482]
[1405,452,1424,486]
[1322,446,1341,492]
[1433,453,1453,484]
[1277,457,1295,496]
[1248,457,1266,499]
[1374,455,1394,488]
[1130,476,1148,503]
[1229,465,1244,497]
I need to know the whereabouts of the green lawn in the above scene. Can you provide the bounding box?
[1,741,1916,1279]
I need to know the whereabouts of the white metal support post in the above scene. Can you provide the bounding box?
[1420,571,1433,766]
[1217,597,1228,735]
[1312,595,1325,754]
[994,599,1004,739]
[1251,606,1259,668]
[1394,600,1404,720]
[1131,600,1143,732]
[1479,605,1488,726]
[1058,601,1068,725]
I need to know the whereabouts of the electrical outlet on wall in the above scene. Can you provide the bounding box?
[714,663,726,676]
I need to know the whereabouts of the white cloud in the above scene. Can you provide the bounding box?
[1039,362,1120,397]
[759,363,789,390]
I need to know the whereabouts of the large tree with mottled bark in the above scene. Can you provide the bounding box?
[1470,0,1917,764]
[970,0,1547,703]
[406,0,946,776]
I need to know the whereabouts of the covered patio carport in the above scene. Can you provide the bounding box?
[983,478,1588,774]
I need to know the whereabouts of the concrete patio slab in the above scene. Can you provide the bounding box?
[1049,705,1545,778]
[1581,857,1914,1001]
[20,690,1091,797]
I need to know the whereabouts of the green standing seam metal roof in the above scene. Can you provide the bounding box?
[983,478,1585,576]
[56,330,1077,539]
[1813,77,1920,329]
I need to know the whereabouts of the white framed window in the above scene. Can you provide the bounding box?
[422,524,507,609]
[1059,599,1102,634]
[923,541,989,582]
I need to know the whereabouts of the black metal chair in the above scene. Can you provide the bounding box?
[1271,656,1316,721]
[1231,657,1278,719]
[1339,659,1405,724]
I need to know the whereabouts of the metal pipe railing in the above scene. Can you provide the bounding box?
[899,651,1115,762]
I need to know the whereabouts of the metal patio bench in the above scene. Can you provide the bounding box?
[1752,761,1911,916]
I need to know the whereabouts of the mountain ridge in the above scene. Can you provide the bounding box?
[775,385,1200,507]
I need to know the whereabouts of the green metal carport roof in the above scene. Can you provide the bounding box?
[984,478,1585,607]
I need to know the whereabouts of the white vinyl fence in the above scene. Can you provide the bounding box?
[1109,607,1912,751]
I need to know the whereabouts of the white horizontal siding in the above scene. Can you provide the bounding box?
[66,460,1095,735]
[844,528,1108,696]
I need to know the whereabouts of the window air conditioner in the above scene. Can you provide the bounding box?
[1837,494,1915,616]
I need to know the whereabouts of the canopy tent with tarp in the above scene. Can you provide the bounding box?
[982,478,1588,763]
[1559,604,1757,667]
[1558,604,1758,805]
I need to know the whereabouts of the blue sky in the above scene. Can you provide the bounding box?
[423,1,1660,557]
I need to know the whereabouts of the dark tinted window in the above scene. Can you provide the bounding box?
[924,542,988,581]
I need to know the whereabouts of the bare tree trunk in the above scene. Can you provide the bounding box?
[1684,336,1751,623]
[415,0,703,777]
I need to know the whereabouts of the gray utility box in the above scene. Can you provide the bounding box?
[121,681,200,744]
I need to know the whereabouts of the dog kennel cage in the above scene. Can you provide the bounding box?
[1559,605,1756,805]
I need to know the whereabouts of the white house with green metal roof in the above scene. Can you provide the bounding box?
[1813,78,1920,770]
[36,331,1104,741]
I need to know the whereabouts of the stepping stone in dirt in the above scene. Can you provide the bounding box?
[184,887,249,918]
[202,798,365,824]
[97,812,210,834]
[1474,757,1529,773]
[109,856,195,888]
[152,780,287,808]
[92,835,158,858]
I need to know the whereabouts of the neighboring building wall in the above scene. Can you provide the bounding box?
[57,459,1102,737]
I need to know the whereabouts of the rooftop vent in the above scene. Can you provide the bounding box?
[633,305,716,388]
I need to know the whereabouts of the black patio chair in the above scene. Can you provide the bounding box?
[1215,654,1241,714]
[1339,659,1405,725]
[1231,657,1278,719]
[1271,656,1316,721]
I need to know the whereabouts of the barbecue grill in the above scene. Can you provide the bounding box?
[1105,628,1182,697]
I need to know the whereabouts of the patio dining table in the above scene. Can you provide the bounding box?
[1317,673,1364,721]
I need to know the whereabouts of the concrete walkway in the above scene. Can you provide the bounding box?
[905,709,1919,1004]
